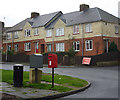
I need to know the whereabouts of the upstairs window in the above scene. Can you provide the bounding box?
[73,25,79,34]
[85,23,92,33]
[24,42,31,51]
[7,33,11,40]
[85,40,93,51]
[115,26,119,34]
[46,29,52,37]
[73,41,80,51]
[56,28,64,36]
[24,29,30,37]
[34,28,39,35]
[14,31,19,39]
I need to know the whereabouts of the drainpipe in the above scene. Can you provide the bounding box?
[81,23,84,56]
[52,29,54,52]
[12,32,14,51]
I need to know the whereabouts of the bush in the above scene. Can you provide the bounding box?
[109,42,119,52]
[67,47,76,57]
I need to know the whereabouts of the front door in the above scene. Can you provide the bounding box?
[35,42,39,53]
[104,39,109,53]
[41,44,45,54]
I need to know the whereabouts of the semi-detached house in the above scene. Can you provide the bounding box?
[3,4,120,56]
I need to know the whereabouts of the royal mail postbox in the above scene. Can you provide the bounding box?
[48,54,58,68]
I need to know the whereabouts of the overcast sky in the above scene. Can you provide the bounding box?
[0,0,119,27]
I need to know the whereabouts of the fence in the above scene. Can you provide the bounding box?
[2,51,120,66]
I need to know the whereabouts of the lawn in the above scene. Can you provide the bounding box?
[1,69,88,92]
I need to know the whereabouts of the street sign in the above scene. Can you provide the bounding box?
[82,57,91,65]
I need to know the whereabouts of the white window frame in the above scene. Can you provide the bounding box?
[85,23,92,33]
[56,43,64,52]
[7,45,11,51]
[14,44,19,52]
[34,28,39,35]
[24,42,31,51]
[115,25,119,34]
[73,25,79,34]
[73,41,80,51]
[46,29,52,37]
[14,31,19,39]
[85,40,93,51]
[24,29,31,37]
[7,33,11,40]
[56,28,64,36]
[47,44,52,52]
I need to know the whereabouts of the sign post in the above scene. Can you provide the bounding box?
[48,54,58,88]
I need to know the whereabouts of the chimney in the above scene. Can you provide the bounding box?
[80,4,89,11]
[31,12,39,18]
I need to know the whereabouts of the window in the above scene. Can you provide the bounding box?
[14,44,19,52]
[56,43,64,52]
[7,33,11,39]
[73,41,80,51]
[14,31,19,38]
[73,25,79,34]
[34,28,39,35]
[46,30,52,37]
[115,26,119,34]
[7,45,11,51]
[47,44,52,52]
[24,42,31,51]
[85,24,92,32]
[85,40,93,51]
[56,28,64,36]
[24,29,30,37]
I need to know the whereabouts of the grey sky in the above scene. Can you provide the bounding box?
[0,0,119,27]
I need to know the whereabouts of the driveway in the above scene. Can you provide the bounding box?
[1,63,119,98]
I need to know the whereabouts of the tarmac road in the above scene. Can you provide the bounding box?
[1,63,119,99]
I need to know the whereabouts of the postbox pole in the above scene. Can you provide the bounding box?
[52,67,54,88]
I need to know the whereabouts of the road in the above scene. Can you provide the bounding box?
[1,63,119,99]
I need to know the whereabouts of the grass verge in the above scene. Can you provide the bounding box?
[1,69,88,92]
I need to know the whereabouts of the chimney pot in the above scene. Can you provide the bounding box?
[80,4,89,11]
[31,12,39,18]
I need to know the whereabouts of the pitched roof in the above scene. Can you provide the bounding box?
[32,11,62,28]
[6,11,62,32]
[59,7,119,26]
[6,18,31,32]
[6,7,119,32]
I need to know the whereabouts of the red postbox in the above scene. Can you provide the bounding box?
[48,54,58,68]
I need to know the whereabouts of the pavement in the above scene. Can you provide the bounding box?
[0,82,60,99]
[0,62,91,99]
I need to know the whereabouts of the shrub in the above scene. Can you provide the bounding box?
[109,42,119,52]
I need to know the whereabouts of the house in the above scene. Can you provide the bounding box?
[2,4,120,56]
